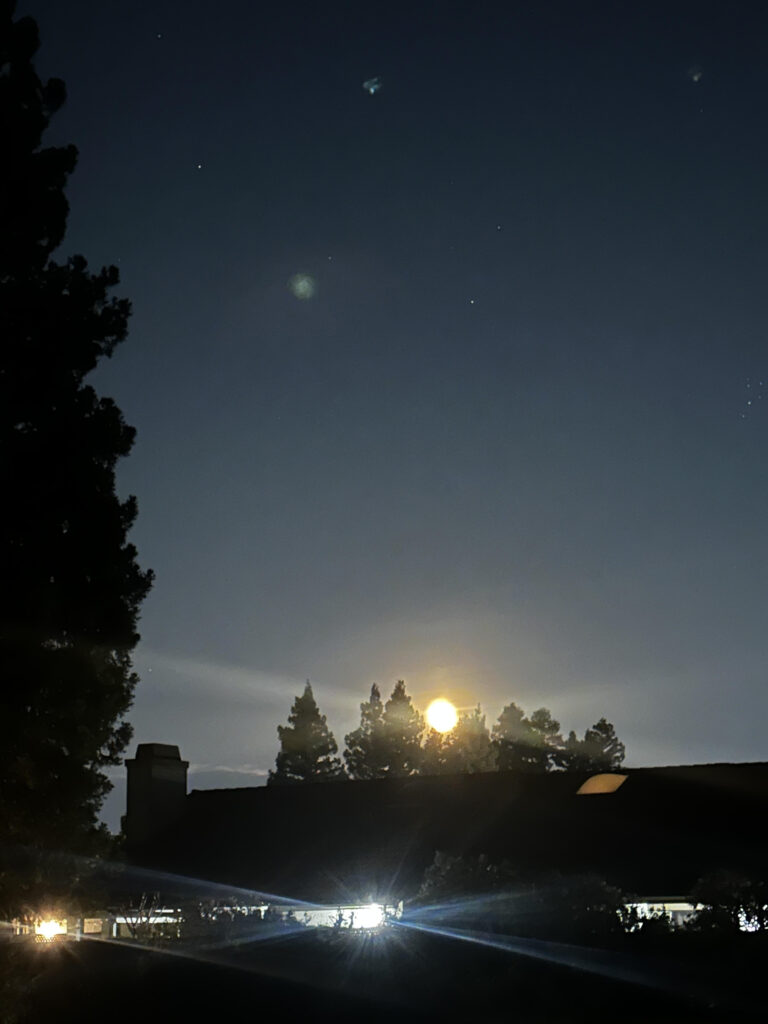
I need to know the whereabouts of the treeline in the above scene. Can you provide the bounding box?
[267,680,625,784]
[416,853,768,945]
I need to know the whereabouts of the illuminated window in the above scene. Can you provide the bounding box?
[576,773,628,795]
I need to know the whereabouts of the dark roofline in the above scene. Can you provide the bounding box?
[185,760,768,802]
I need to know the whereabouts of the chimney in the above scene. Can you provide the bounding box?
[123,743,188,849]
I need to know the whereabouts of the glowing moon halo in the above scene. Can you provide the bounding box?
[289,273,316,300]
[426,698,458,733]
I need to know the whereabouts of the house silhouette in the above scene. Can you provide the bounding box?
[123,743,768,904]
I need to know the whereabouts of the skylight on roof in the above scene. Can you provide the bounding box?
[576,773,628,795]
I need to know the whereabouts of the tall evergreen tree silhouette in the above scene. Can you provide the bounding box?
[492,703,563,772]
[380,680,424,776]
[268,682,345,784]
[556,718,625,772]
[421,725,450,775]
[344,683,388,779]
[423,705,495,775]
[0,3,153,905]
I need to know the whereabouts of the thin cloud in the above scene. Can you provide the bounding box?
[133,648,353,711]
[189,763,269,776]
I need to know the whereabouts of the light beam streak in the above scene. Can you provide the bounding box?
[392,918,717,1007]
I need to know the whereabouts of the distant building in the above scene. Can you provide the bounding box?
[123,744,768,909]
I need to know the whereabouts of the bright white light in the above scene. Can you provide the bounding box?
[426,698,458,733]
[36,919,65,941]
[352,903,385,929]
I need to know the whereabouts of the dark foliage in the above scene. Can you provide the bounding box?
[555,717,626,772]
[417,850,519,903]
[422,705,495,775]
[491,703,625,774]
[380,680,424,776]
[0,2,152,915]
[345,686,626,778]
[344,683,388,779]
[415,851,631,941]
[686,870,768,934]
[344,679,424,778]
[492,702,564,771]
[268,682,345,784]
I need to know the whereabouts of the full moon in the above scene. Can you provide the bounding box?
[426,698,458,733]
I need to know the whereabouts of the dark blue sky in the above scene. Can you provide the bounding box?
[23,0,768,827]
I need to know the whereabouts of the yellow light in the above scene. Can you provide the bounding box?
[576,773,628,795]
[426,698,458,733]
[36,919,65,942]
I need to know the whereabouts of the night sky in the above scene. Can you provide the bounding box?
[22,1,768,829]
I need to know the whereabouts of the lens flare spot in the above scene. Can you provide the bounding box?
[289,273,316,300]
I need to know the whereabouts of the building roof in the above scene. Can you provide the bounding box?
[127,761,768,903]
